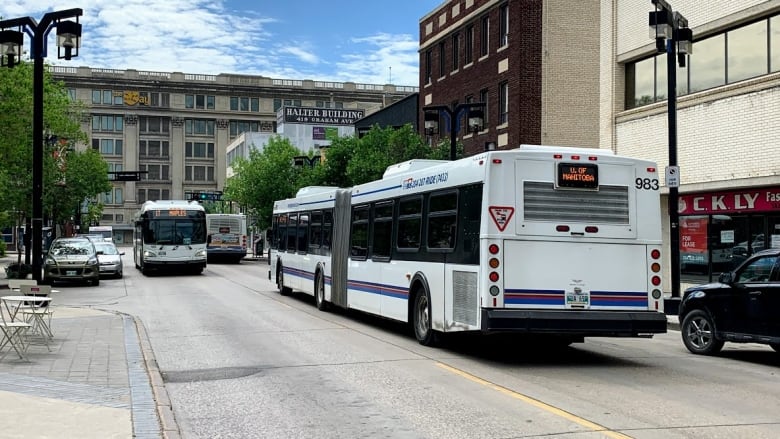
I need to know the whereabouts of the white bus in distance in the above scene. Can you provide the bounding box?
[206,213,248,263]
[269,145,667,346]
[133,200,208,275]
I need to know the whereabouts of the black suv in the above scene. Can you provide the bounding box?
[679,248,780,355]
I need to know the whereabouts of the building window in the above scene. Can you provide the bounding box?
[92,90,123,105]
[139,92,170,108]
[480,15,490,56]
[425,49,432,84]
[499,3,509,47]
[140,164,169,181]
[102,187,123,205]
[139,116,170,134]
[229,120,262,137]
[68,88,76,101]
[116,214,124,223]
[465,25,474,65]
[185,142,215,158]
[625,15,780,109]
[185,94,215,109]
[498,81,508,124]
[92,138,123,155]
[439,41,446,78]
[107,162,123,173]
[91,115,123,132]
[480,88,489,126]
[184,119,215,136]
[185,166,215,181]
[452,32,460,71]
[148,189,160,201]
[139,140,170,158]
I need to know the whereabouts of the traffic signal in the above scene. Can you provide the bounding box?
[187,191,222,202]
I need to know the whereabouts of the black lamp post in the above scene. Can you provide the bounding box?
[0,9,83,281]
[423,103,486,160]
[649,0,692,300]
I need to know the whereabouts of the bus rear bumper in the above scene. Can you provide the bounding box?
[481,309,668,336]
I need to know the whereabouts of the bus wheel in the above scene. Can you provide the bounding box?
[277,265,291,296]
[413,287,437,346]
[315,270,328,311]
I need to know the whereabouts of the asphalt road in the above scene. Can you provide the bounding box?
[54,252,780,439]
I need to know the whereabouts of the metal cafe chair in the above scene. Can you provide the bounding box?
[19,284,54,350]
[0,296,33,361]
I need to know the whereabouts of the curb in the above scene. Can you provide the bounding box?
[133,317,182,439]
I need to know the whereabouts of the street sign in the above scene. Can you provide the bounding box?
[665,166,680,188]
[109,171,146,181]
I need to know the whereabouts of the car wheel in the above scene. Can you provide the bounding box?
[770,343,780,353]
[315,269,328,311]
[116,271,123,279]
[681,309,724,355]
[413,287,437,346]
[277,264,291,296]
[92,277,100,287]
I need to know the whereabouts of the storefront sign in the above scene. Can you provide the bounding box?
[282,106,364,125]
[679,187,780,214]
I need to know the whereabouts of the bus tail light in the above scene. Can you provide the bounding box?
[489,272,499,282]
[651,262,661,272]
[489,258,500,268]
[489,244,499,254]
[651,276,661,286]
[585,226,598,233]
[651,249,661,259]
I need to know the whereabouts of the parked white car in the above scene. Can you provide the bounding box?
[93,242,124,278]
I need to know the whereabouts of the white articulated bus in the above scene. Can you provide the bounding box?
[133,200,208,275]
[206,213,248,263]
[270,145,667,346]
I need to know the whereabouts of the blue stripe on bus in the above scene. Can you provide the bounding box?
[351,184,402,198]
[504,289,564,305]
[347,279,408,299]
[282,267,332,286]
[505,289,648,307]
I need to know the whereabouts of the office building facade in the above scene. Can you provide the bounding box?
[52,66,417,242]
[602,0,780,282]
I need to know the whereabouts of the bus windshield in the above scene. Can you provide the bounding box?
[143,219,206,245]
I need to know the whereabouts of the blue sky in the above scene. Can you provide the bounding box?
[1,1,444,86]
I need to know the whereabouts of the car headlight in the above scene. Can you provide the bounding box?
[144,250,157,257]
[44,258,56,266]
[195,249,206,257]
[88,257,98,265]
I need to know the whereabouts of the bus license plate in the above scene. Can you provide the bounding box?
[566,292,590,308]
[66,270,77,276]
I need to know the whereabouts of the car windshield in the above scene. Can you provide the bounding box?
[50,240,94,256]
[95,244,119,255]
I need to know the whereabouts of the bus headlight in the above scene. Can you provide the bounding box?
[195,249,206,257]
[143,250,157,258]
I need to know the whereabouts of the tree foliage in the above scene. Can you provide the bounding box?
[0,61,105,232]
[224,124,459,231]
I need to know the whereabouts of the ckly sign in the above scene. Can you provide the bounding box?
[679,187,780,214]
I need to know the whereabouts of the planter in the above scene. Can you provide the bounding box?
[4,263,33,279]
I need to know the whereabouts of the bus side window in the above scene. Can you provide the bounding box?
[350,206,369,259]
[323,210,333,250]
[427,191,458,250]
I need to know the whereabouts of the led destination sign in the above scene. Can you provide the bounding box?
[557,163,598,189]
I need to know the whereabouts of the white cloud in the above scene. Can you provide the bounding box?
[1,0,421,85]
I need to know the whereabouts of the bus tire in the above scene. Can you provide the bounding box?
[413,287,437,346]
[277,264,291,296]
[315,269,328,311]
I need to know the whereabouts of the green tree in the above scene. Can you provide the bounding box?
[223,136,305,230]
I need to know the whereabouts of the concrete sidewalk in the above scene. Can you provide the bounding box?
[0,276,179,438]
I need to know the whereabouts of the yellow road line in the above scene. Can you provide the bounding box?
[436,363,633,439]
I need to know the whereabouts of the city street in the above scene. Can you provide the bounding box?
[51,250,780,439]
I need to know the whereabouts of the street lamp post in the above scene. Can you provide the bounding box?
[423,103,486,160]
[649,0,692,300]
[0,9,83,281]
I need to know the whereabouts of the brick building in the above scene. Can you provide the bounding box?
[418,0,601,155]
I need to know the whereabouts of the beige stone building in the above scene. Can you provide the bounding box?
[52,66,417,243]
